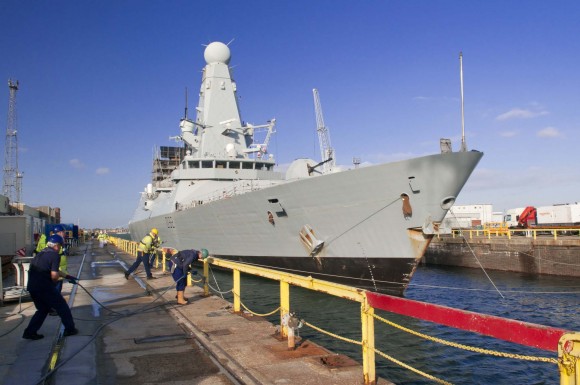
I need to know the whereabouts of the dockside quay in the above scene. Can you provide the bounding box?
[2,237,579,384]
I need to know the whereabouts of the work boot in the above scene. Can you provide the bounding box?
[23,332,44,340]
[175,293,189,301]
[124,272,129,280]
[176,291,188,305]
[63,328,78,337]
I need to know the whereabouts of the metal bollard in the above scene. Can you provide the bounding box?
[282,313,302,350]
[559,332,580,385]
[287,327,295,350]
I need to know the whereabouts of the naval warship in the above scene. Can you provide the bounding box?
[129,41,483,295]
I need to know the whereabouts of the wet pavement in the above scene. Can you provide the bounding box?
[0,241,392,385]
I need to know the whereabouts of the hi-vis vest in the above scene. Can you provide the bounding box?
[138,234,155,253]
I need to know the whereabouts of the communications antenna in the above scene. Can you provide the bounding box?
[313,89,335,173]
[3,79,22,203]
[459,52,467,152]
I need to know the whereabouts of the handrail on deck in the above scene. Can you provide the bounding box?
[109,236,579,385]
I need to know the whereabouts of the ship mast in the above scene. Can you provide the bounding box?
[459,52,467,152]
[184,87,188,120]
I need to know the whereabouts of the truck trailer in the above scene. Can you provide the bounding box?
[504,203,580,228]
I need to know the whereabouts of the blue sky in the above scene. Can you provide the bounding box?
[1,1,579,228]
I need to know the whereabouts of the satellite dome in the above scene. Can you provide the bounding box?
[204,42,231,65]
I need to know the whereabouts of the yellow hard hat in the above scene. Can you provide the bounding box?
[151,228,158,235]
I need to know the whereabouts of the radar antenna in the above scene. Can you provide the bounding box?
[184,87,188,119]
[313,89,335,173]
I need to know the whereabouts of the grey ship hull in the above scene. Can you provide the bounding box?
[129,150,482,295]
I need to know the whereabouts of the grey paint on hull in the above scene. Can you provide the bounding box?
[129,41,483,294]
[130,151,482,293]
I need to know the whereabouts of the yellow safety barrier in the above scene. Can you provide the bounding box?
[109,236,572,385]
[452,227,580,240]
[202,257,374,381]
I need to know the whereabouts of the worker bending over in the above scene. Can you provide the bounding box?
[169,248,209,304]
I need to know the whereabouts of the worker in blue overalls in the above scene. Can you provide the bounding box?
[22,234,79,340]
[168,248,209,304]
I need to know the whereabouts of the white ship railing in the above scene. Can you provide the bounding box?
[176,180,283,211]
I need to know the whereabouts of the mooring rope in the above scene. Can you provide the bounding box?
[449,211,505,299]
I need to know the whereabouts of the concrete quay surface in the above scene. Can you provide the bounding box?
[0,241,393,385]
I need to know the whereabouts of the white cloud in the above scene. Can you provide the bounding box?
[537,126,561,138]
[495,108,548,121]
[96,167,110,175]
[69,158,85,169]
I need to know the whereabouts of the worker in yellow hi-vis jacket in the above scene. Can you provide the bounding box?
[124,228,158,280]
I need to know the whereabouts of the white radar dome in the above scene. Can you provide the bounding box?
[204,42,231,64]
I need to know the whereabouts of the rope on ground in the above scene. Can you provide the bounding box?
[77,284,125,315]
[372,313,558,364]
[302,320,452,384]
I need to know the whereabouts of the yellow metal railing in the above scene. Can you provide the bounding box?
[109,236,578,385]
[450,228,580,240]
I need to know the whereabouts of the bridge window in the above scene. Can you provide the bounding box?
[202,161,213,168]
